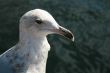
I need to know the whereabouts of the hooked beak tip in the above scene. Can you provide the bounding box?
[58,26,74,41]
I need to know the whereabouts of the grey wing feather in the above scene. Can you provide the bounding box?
[0,46,16,73]
[0,58,13,73]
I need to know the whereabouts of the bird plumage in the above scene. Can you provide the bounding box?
[0,9,74,73]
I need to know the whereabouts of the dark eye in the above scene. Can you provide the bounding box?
[35,19,43,24]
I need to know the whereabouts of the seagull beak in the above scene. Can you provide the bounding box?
[53,26,74,40]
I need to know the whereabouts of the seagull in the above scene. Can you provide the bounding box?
[0,9,74,73]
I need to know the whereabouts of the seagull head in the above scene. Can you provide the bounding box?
[20,9,74,40]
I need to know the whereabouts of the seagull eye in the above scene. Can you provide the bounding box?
[35,19,43,24]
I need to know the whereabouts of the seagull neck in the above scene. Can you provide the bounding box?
[19,31,47,45]
[18,32,50,73]
[19,31,50,53]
